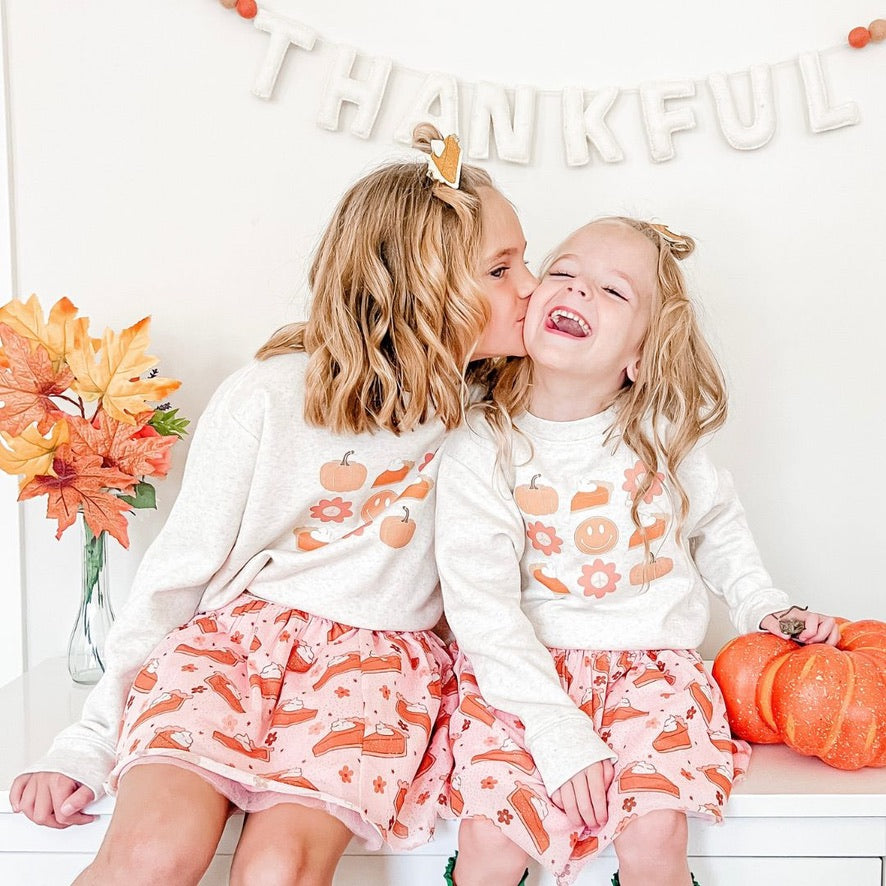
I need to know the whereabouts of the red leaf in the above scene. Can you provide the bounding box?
[19,444,137,546]
[0,324,73,435]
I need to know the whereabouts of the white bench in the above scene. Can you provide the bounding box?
[2,658,884,885]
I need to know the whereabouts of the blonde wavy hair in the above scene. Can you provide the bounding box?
[484,217,728,549]
[256,124,496,434]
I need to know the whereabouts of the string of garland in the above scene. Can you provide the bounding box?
[216,3,886,52]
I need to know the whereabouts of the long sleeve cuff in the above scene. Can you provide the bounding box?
[22,735,117,803]
[528,714,617,796]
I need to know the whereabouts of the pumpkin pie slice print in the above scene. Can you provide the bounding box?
[579,687,602,719]
[400,474,434,500]
[286,642,316,673]
[508,781,550,854]
[250,635,262,652]
[570,478,612,512]
[212,730,271,762]
[388,635,421,670]
[147,726,193,752]
[249,663,285,698]
[709,731,740,754]
[628,511,668,548]
[688,680,714,725]
[460,693,496,726]
[205,671,246,713]
[266,768,319,791]
[618,761,681,797]
[327,621,356,643]
[132,690,191,728]
[363,723,408,757]
[312,652,362,689]
[530,562,570,596]
[294,525,334,552]
[361,652,402,675]
[601,697,649,727]
[416,750,436,779]
[471,738,535,774]
[312,718,366,756]
[372,459,414,487]
[133,658,159,693]
[231,599,269,617]
[173,643,239,666]
[271,698,319,727]
[700,802,724,823]
[391,780,410,838]
[570,833,599,860]
[426,675,443,699]
[633,666,676,688]
[652,715,692,753]
[698,764,732,796]
[448,773,465,814]
[395,694,431,734]
[275,607,309,625]
[195,615,218,634]
[553,651,573,685]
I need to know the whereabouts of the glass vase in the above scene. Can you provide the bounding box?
[67,516,115,684]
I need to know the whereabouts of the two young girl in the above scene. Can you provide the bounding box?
[435,218,838,886]
[14,128,835,886]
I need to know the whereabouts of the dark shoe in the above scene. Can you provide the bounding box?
[445,850,529,885]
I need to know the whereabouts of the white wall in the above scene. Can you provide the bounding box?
[3,0,885,676]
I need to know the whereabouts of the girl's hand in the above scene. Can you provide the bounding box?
[550,758,614,830]
[9,772,96,828]
[760,605,840,646]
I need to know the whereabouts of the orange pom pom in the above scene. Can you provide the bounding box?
[236,0,258,18]
[219,0,238,9]
[849,26,871,48]
[870,19,886,42]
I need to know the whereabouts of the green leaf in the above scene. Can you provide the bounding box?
[149,407,190,438]
[119,481,157,509]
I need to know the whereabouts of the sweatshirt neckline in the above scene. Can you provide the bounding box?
[515,406,618,442]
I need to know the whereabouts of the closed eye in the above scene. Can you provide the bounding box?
[605,287,627,300]
[548,271,573,278]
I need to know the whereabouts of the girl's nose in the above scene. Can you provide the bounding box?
[567,284,588,298]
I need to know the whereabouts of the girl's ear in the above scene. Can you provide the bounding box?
[626,356,640,383]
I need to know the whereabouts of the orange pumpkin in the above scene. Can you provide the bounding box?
[628,555,673,585]
[515,474,559,515]
[361,489,396,522]
[711,632,796,743]
[319,450,367,492]
[757,641,886,770]
[380,506,416,549]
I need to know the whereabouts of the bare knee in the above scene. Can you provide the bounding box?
[230,842,336,886]
[615,810,688,872]
[81,833,214,886]
[455,819,528,886]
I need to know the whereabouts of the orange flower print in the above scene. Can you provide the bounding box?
[335,687,350,698]
[417,791,431,805]
[497,809,513,825]
[480,776,498,790]
[622,461,664,504]
[579,560,621,598]
[622,797,637,812]
[181,663,197,672]
[380,685,391,700]
[373,776,387,794]
[310,497,353,523]
[526,521,563,556]
[339,766,354,783]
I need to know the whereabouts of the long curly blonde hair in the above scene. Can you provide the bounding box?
[256,124,496,434]
[485,217,728,546]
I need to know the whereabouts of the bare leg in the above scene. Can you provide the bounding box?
[73,763,230,886]
[229,802,354,886]
[452,818,530,886]
[613,810,692,886]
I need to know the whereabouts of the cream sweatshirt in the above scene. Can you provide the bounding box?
[24,352,447,800]
[435,406,791,795]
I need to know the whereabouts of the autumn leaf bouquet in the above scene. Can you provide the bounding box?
[0,295,188,549]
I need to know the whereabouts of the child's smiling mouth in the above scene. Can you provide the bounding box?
[546,307,591,338]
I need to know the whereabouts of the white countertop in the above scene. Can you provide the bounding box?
[2,657,885,818]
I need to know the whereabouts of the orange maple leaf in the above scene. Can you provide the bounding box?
[19,444,137,546]
[0,324,74,435]
[0,420,70,490]
[68,411,176,481]
[66,316,180,424]
[0,295,82,372]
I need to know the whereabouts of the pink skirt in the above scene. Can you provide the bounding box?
[448,645,750,885]
[109,592,458,850]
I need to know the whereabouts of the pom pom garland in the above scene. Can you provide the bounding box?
[848,19,886,47]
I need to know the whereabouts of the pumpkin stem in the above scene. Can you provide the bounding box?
[402,506,410,522]
[341,450,354,466]
[530,473,541,489]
